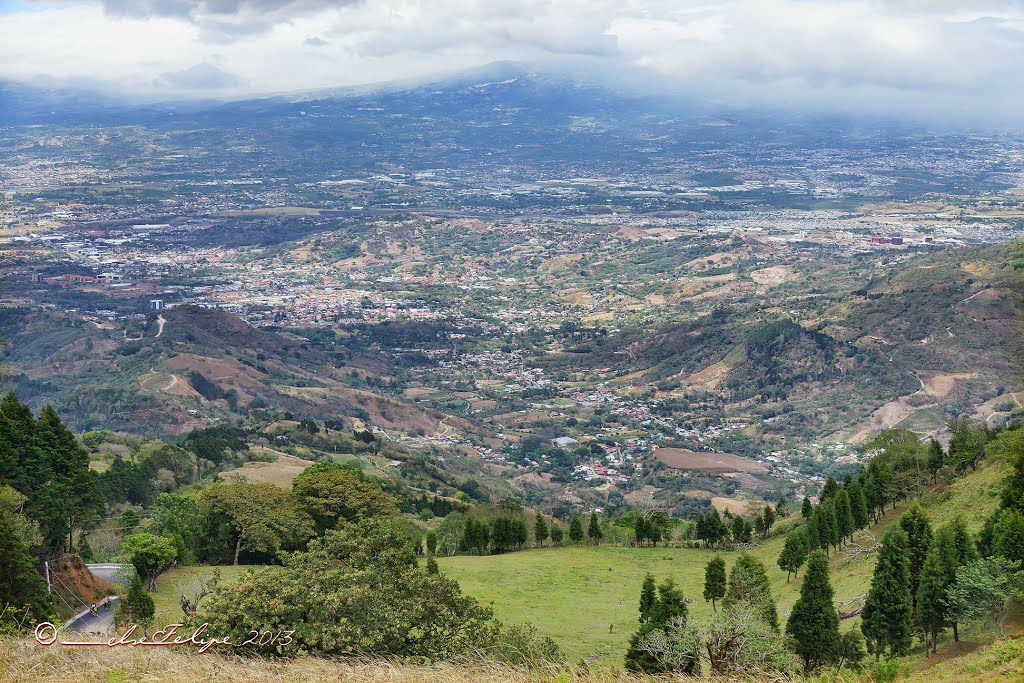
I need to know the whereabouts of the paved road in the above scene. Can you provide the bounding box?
[65,598,119,634]
[86,563,131,585]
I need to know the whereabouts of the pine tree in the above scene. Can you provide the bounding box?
[862,526,913,658]
[916,533,953,654]
[821,476,839,502]
[824,500,840,552]
[703,555,726,612]
[836,489,855,545]
[778,528,809,581]
[588,512,603,544]
[425,555,439,574]
[77,533,95,562]
[639,573,657,622]
[569,516,584,544]
[849,480,870,530]
[120,573,155,632]
[649,577,688,625]
[34,405,103,554]
[804,510,821,555]
[723,552,779,631]
[898,504,933,610]
[802,496,813,519]
[634,515,648,546]
[762,504,776,535]
[706,507,724,546]
[534,514,549,547]
[550,524,564,545]
[992,508,1024,567]
[786,550,841,672]
[927,439,945,483]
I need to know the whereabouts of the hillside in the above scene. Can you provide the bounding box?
[540,242,1024,444]
[0,305,461,437]
[436,451,1010,665]
[122,445,1011,670]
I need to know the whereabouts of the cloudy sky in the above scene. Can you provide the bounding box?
[2,0,1023,122]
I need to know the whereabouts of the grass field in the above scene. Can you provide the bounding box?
[438,456,1011,665]
[140,457,1011,670]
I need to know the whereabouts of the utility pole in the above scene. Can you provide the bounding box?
[44,561,52,594]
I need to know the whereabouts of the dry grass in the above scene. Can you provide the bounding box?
[0,639,640,683]
[5,635,1024,683]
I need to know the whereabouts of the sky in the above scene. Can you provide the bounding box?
[2,0,1023,123]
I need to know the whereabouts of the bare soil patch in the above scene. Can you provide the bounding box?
[654,447,767,474]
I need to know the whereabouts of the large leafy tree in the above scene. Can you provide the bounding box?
[292,463,399,533]
[946,556,1023,637]
[122,532,178,591]
[786,550,841,672]
[862,526,913,658]
[200,482,314,564]
[192,517,555,661]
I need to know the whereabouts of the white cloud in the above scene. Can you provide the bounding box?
[2,0,1022,122]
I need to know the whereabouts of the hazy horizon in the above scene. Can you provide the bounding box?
[2,0,1023,126]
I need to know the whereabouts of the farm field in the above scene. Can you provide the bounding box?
[653,447,767,473]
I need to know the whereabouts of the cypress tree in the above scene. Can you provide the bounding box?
[762,504,776,535]
[634,515,648,547]
[916,532,954,654]
[824,500,840,552]
[778,528,809,581]
[802,496,813,519]
[639,573,657,622]
[706,507,724,546]
[849,479,870,530]
[804,510,822,555]
[723,552,779,631]
[836,488,855,545]
[534,514,549,547]
[569,516,584,544]
[927,439,945,483]
[786,550,841,672]
[898,504,933,608]
[588,512,603,544]
[649,578,688,625]
[550,524,564,545]
[861,526,913,658]
[940,516,977,642]
[425,555,440,574]
[703,555,726,612]
[821,476,839,501]
[120,573,155,632]
[34,406,103,554]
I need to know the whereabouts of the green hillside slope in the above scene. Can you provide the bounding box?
[438,453,1011,665]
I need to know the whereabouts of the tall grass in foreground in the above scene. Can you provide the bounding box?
[3,636,1024,683]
